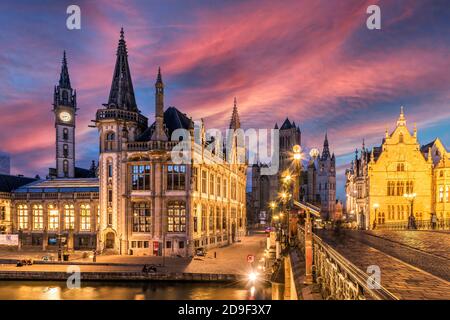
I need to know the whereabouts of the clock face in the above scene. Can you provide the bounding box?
[59,111,72,122]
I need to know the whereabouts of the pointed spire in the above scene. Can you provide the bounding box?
[322,132,331,160]
[156,66,163,84]
[59,50,71,89]
[274,123,279,130]
[397,106,406,126]
[151,67,167,141]
[107,28,138,111]
[229,97,241,130]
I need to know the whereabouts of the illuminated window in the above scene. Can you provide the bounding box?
[446,186,449,203]
[32,205,43,230]
[209,174,215,196]
[192,167,198,192]
[222,178,227,198]
[48,205,59,231]
[64,204,75,230]
[105,132,115,151]
[80,204,91,231]
[216,176,221,197]
[209,207,214,233]
[231,178,237,200]
[167,201,186,232]
[216,207,221,231]
[222,207,227,230]
[167,165,186,190]
[18,205,28,230]
[439,186,444,202]
[0,206,5,220]
[201,170,207,194]
[201,205,206,231]
[133,202,151,232]
[131,165,151,190]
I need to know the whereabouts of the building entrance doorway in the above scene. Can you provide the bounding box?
[105,232,115,249]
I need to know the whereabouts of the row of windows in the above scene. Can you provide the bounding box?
[194,168,244,201]
[132,201,186,233]
[130,164,186,191]
[16,204,94,231]
[387,181,414,196]
[197,205,243,233]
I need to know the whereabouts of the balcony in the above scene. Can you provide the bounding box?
[96,108,148,127]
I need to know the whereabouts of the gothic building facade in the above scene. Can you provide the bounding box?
[2,29,247,256]
[345,108,450,230]
[94,29,247,257]
[250,119,336,222]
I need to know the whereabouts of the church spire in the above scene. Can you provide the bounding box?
[54,51,76,109]
[107,28,138,112]
[321,132,331,160]
[59,51,71,89]
[229,97,241,130]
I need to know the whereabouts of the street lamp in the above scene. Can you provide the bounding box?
[293,144,313,284]
[404,193,417,229]
[372,203,379,230]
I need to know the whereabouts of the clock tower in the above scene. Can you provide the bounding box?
[53,51,77,178]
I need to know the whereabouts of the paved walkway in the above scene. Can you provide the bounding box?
[0,232,267,276]
[317,230,450,300]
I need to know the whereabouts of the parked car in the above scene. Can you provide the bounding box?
[196,247,207,257]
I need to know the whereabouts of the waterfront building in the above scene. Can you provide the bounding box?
[345,108,450,230]
[94,29,247,257]
[2,29,247,256]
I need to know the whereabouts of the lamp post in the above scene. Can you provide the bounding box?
[404,193,417,229]
[372,203,379,230]
[292,144,313,284]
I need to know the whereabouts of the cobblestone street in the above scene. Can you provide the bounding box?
[316,230,450,300]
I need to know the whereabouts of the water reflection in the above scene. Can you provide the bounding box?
[0,281,271,300]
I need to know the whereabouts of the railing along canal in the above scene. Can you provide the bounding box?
[297,226,398,300]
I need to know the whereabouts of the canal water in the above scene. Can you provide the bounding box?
[0,281,271,300]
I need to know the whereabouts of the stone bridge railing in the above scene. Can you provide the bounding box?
[297,226,398,300]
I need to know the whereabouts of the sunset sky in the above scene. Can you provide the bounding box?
[0,0,449,200]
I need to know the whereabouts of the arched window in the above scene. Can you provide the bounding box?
[63,144,69,158]
[63,160,69,175]
[17,205,28,230]
[63,128,69,140]
[80,204,91,231]
[48,204,59,231]
[64,204,75,230]
[105,132,115,151]
[32,205,43,230]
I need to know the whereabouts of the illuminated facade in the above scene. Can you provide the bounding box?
[345,108,450,230]
[94,29,247,257]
